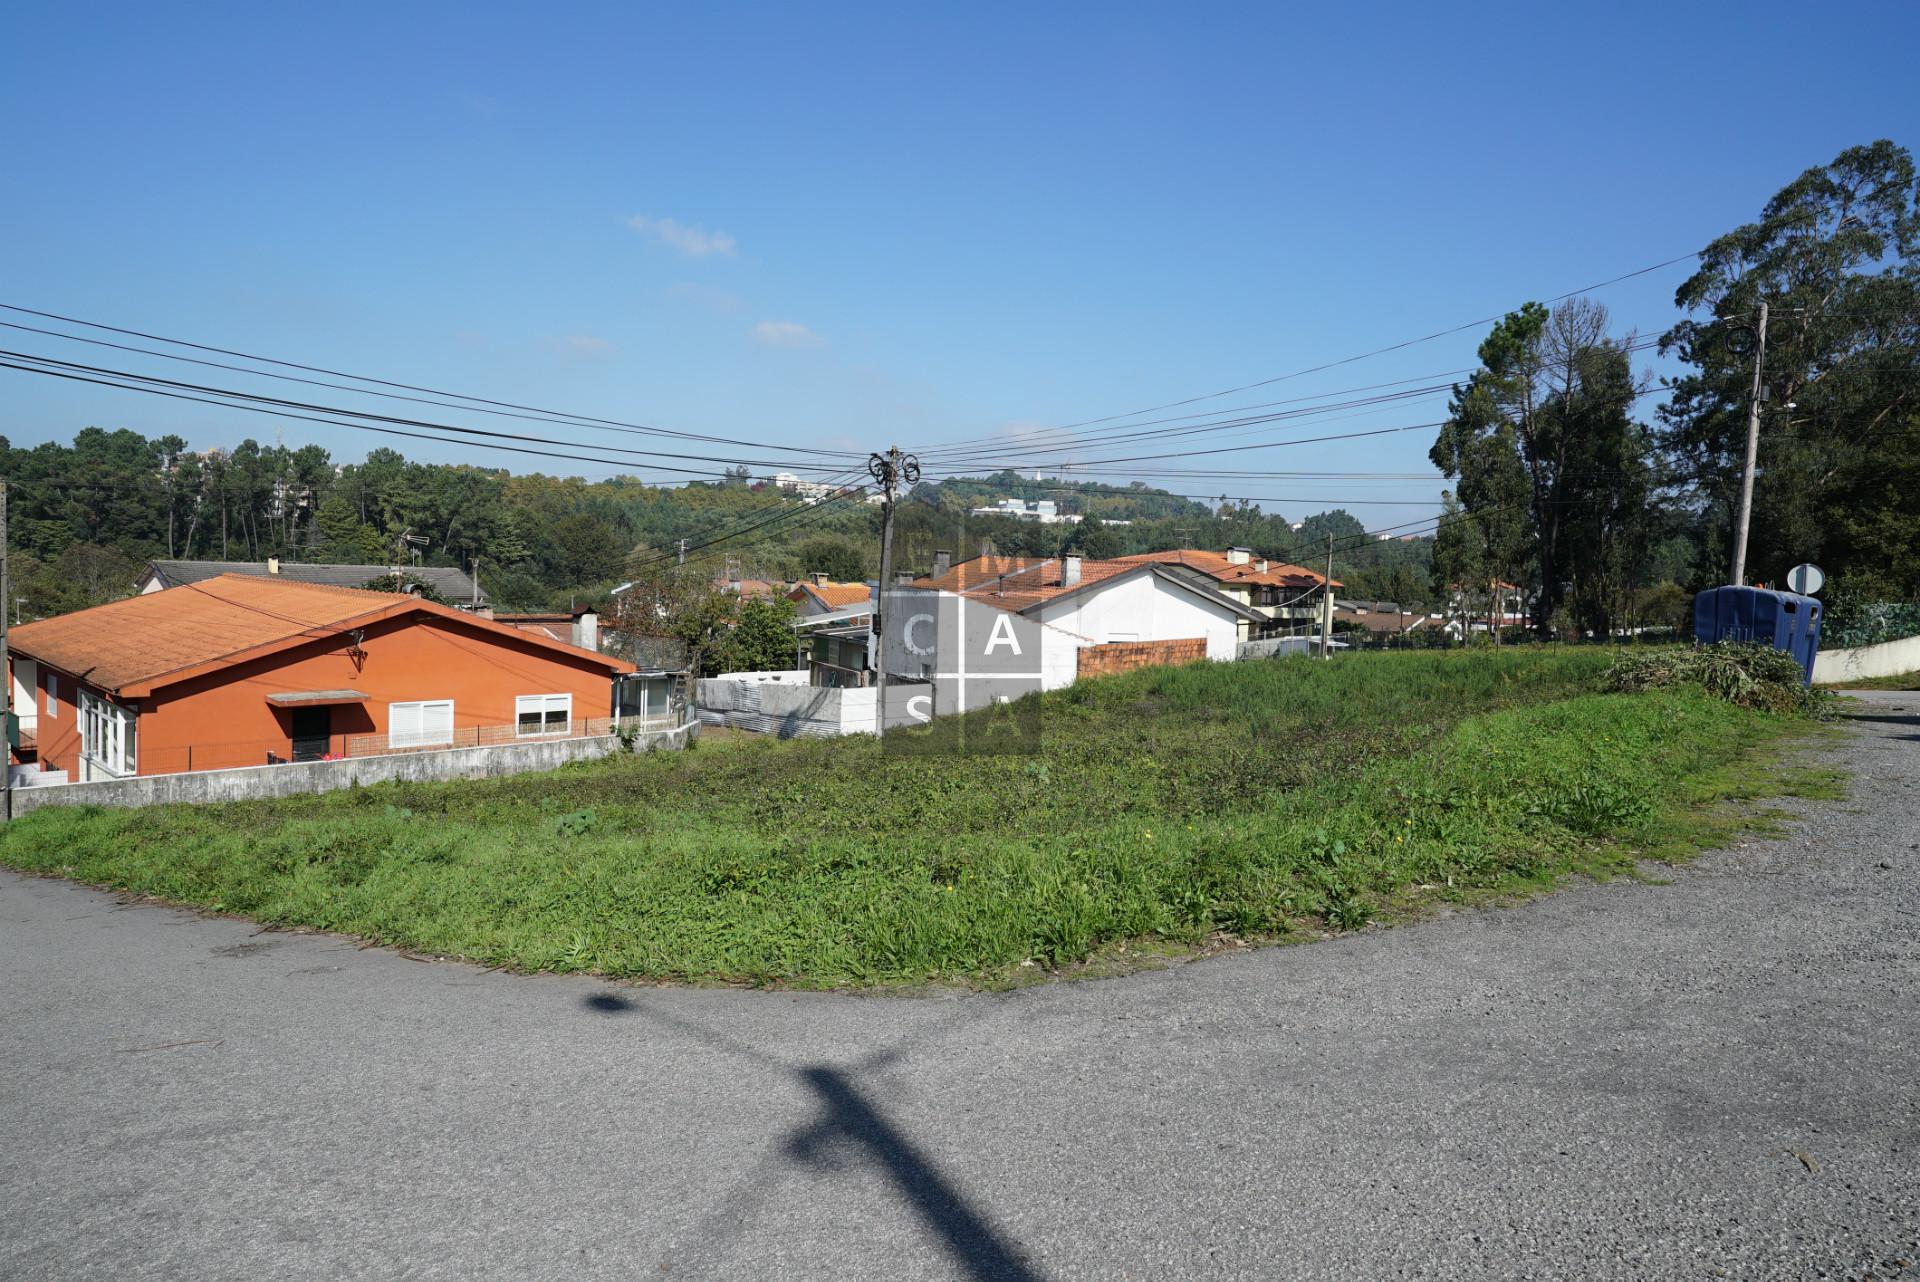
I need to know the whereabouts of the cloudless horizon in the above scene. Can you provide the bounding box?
[2,1,1914,532]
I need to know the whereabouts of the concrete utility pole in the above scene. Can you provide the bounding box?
[1319,532,1335,660]
[677,538,687,566]
[867,446,919,732]
[1730,300,1769,587]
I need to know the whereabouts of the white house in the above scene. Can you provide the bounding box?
[958,556,1258,661]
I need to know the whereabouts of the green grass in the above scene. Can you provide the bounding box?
[1822,669,1920,691]
[0,648,1827,988]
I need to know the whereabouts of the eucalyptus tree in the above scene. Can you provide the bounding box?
[1659,139,1920,594]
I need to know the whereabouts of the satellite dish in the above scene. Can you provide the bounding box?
[1786,563,1825,595]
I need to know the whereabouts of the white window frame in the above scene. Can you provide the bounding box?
[389,699,454,749]
[515,693,572,738]
[43,671,57,718]
[78,689,136,778]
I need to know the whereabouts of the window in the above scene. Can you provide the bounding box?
[619,677,672,722]
[389,699,454,749]
[516,693,572,737]
[43,672,57,718]
[79,689,136,778]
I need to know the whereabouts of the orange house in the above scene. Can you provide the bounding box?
[9,575,633,780]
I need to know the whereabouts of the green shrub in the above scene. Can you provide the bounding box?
[1604,642,1825,715]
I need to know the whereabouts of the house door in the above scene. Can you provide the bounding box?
[290,707,331,762]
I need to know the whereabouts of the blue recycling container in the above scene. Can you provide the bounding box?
[1691,586,1824,685]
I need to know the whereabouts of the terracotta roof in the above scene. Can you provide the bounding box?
[914,555,1043,593]
[720,578,783,600]
[789,581,874,610]
[10,574,629,697]
[1111,549,1341,589]
[959,558,1259,618]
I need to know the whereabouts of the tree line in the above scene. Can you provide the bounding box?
[1431,139,1918,639]
[0,423,1435,624]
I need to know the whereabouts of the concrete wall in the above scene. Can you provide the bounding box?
[697,677,931,737]
[1812,633,1920,685]
[1033,573,1242,661]
[8,721,696,816]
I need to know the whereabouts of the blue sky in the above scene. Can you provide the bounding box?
[2,1,1914,530]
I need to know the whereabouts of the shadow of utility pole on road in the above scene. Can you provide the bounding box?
[787,1065,1047,1282]
[580,989,1048,1281]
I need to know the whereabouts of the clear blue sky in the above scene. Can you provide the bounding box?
[2,1,1914,530]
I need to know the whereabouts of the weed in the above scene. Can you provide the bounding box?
[0,649,1819,988]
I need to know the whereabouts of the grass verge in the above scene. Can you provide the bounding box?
[0,650,1828,988]
[1821,669,1920,691]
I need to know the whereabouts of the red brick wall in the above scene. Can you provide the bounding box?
[1076,637,1207,679]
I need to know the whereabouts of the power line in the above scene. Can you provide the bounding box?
[922,381,1672,476]
[0,318,861,461]
[919,335,1670,470]
[620,484,872,577]
[0,356,841,483]
[911,252,1699,452]
[0,301,865,459]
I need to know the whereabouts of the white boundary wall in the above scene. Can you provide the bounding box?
[1812,634,1920,685]
[696,675,936,737]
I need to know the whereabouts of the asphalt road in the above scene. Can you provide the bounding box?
[3,692,1917,1282]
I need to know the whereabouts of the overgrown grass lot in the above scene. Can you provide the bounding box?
[0,648,1832,988]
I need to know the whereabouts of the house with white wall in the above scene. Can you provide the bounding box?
[958,556,1258,662]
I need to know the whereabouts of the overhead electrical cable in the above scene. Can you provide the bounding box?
[0,319,859,461]
[0,300,863,458]
[0,351,852,479]
[910,252,1699,453]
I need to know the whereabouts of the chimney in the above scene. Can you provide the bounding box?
[573,608,599,652]
[1257,559,1269,573]
[813,571,828,586]
[266,556,281,575]
[931,549,952,579]
[1062,555,1082,587]
[1226,546,1252,566]
[895,571,914,586]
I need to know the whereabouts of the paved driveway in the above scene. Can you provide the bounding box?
[3,693,1916,1281]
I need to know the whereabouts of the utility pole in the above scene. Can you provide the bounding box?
[677,538,687,566]
[1730,300,1769,587]
[1319,532,1335,660]
[2,481,11,821]
[868,446,919,732]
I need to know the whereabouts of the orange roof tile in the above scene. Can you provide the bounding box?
[10,574,629,696]
[957,558,1149,612]
[1112,548,1341,589]
[789,581,874,610]
[915,554,1043,593]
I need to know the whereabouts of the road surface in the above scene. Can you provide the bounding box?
[3,692,1916,1281]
